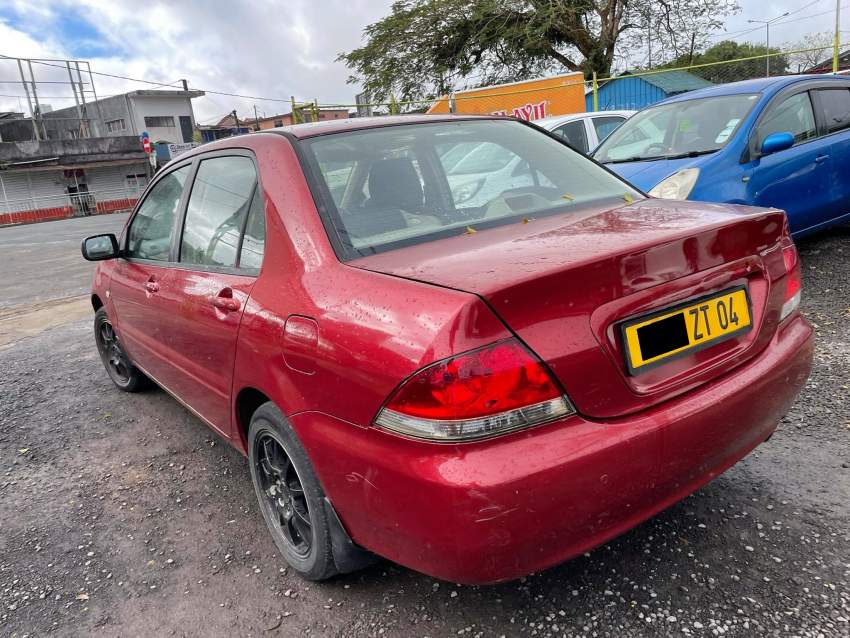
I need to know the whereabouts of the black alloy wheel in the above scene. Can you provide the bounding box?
[247,402,338,580]
[97,320,130,384]
[93,307,148,392]
[254,432,313,557]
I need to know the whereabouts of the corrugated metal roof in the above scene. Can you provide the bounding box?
[641,70,713,94]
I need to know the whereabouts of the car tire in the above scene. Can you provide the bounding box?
[94,307,149,392]
[248,402,339,581]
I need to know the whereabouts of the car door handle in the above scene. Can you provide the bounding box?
[144,281,160,293]
[212,289,241,312]
[815,154,829,163]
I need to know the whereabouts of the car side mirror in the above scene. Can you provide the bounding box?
[81,233,119,261]
[760,132,794,156]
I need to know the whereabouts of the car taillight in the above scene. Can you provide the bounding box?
[780,242,801,321]
[373,339,574,441]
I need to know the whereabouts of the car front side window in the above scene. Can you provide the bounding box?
[125,165,191,261]
[756,92,817,149]
[180,156,258,269]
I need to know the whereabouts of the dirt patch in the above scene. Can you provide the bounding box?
[0,296,91,349]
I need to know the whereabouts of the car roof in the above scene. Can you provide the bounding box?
[537,110,635,127]
[658,73,850,105]
[270,114,503,139]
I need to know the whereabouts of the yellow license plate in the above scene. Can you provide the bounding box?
[621,286,752,374]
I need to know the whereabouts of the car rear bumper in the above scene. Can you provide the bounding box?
[289,315,813,584]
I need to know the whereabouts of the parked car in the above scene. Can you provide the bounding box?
[537,109,635,152]
[439,110,635,208]
[82,114,813,585]
[593,75,850,237]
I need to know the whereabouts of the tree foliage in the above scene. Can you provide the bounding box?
[662,40,789,83]
[786,31,834,72]
[339,0,740,103]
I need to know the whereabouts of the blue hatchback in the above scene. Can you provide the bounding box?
[593,75,850,237]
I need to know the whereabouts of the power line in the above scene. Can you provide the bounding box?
[709,2,849,39]
[0,52,296,104]
[773,3,850,26]
[783,0,826,19]
[0,54,181,90]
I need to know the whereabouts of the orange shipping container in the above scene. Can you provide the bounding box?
[427,72,586,121]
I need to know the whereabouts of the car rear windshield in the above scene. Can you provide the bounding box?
[300,119,640,259]
[594,94,760,164]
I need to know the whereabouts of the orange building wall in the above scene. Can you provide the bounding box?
[428,72,586,121]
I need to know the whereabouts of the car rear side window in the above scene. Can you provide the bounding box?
[126,165,191,261]
[238,189,266,271]
[756,92,817,148]
[816,88,850,134]
[180,156,258,269]
[552,120,588,152]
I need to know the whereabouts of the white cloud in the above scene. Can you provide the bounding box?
[0,0,393,120]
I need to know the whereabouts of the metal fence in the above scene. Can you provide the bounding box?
[0,185,145,219]
[588,44,849,113]
[314,43,850,117]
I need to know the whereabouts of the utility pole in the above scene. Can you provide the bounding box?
[748,11,790,77]
[835,0,842,73]
[181,78,188,91]
[253,104,261,131]
[231,109,239,133]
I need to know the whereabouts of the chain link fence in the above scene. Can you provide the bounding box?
[315,44,849,118]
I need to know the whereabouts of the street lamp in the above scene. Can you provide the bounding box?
[748,12,790,77]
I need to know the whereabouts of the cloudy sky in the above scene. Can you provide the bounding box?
[0,0,844,123]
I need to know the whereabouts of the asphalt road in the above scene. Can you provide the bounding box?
[1,215,848,637]
[0,213,128,311]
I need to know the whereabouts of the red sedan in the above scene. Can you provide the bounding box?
[81,115,813,584]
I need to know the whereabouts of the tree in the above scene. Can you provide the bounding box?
[339,0,740,103]
[786,31,834,72]
[663,40,789,83]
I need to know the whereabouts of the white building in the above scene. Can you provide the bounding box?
[43,89,204,144]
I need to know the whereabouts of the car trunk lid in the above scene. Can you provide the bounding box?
[351,198,790,419]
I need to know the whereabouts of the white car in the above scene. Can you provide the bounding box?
[536,110,636,153]
[442,110,635,208]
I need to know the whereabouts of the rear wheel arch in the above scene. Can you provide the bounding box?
[91,294,103,311]
[235,386,271,452]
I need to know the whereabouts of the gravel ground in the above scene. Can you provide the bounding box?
[0,218,848,637]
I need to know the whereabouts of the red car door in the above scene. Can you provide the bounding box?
[109,164,192,379]
[153,153,265,436]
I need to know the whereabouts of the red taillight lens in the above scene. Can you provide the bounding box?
[780,242,801,320]
[374,339,573,441]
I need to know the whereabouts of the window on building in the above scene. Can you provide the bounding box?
[106,118,126,133]
[125,173,148,193]
[180,156,258,269]
[144,116,176,128]
[274,119,283,127]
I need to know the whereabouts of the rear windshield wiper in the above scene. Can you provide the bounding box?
[601,148,720,164]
